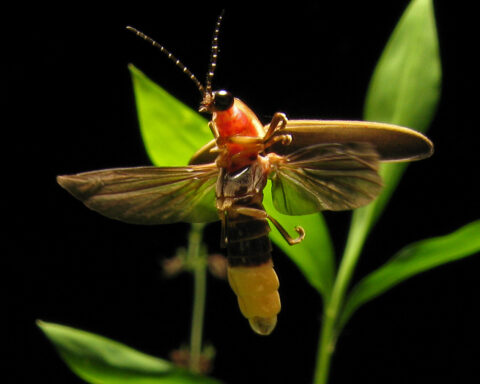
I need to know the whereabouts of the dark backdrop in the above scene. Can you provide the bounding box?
[6,2,479,384]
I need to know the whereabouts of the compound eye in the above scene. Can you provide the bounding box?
[213,90,234,111]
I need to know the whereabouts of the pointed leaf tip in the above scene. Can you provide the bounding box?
[129,64,211,167]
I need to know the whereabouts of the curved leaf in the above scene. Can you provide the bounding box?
[339,220,480,329]
[37,321,220,384]
[129,65,210,167]
[347,0,442,253]
[364,0,441,130]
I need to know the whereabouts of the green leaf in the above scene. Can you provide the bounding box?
[347,0,442,252]
[129,65,211,167]
[129,64,335,299]
[364,0,441,130]
[339,220,480,329]
[37,321,220,384]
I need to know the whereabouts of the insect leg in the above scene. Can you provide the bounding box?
[264,112,288,140]
[217,135,264,146]
[264,133,292,148]
[263,113,292,149]
[233,206,305,245]
[209,121,220,138]
[266,215,305,245]
[214,126,291,156]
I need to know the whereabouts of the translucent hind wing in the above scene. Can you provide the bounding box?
[57,164,219,224]
[270,143,383,215]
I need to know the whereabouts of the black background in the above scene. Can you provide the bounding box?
[6,2,479,384]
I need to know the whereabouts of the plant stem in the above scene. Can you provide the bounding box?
[187,223,207,373]
[313,213,371,384]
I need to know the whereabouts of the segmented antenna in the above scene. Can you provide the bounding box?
[126,26,205,94]
[205,10,225,95]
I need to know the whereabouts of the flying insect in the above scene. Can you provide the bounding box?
[57,13,433,335]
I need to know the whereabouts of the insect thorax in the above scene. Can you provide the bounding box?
[216,158,268,206]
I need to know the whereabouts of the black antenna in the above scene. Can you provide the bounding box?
[205,10,225,95]
[126,26,205,94]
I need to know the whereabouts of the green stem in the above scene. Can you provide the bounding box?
[313,211,372,384]
[187,223,207,373]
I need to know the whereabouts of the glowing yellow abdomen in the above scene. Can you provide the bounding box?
[227,259,281,335]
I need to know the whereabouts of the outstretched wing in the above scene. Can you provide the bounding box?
[57,164,219,225]
[268,120,433,162]
[270,143,383,215]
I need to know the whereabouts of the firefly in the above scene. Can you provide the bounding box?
[57,13,433,335]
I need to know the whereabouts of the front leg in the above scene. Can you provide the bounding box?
[263,113,292,149]
[216,135,264,147]
[264,112,288,140]
[215,113,291,155]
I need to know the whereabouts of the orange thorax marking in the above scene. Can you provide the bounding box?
[213,98,265,164]
[214,103,260,137]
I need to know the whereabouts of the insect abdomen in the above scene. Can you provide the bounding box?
[225,211,281,335]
